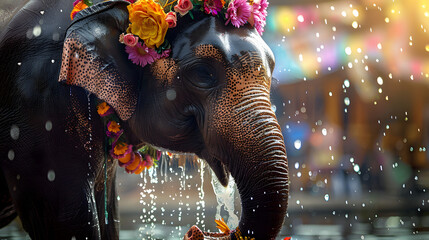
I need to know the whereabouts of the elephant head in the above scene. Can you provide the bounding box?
[59,0,288,239]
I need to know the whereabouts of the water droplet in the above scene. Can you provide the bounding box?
[47,170,56,182]
[324,194,329,201]
[166,89,176,101]
[354,164,360,172]
[294,139,302,150]
[8,150,15,160]
[345,47,352,55]
[52,33,60,41]
[344,79,350,87]
[10,125,19,140]
[344,97,350,106]
[33,25,42,37]
[45,121,53,131]
[322,128,327,136]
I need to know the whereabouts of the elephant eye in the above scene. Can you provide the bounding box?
[186,63,219,89]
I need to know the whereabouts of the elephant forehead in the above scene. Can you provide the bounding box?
[171,16,274,73]
[193,45,224,63]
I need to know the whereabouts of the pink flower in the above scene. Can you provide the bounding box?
[73,0,81,7]
[225,0,251,28]
[174,0,193,16]
[119,33,125,44]
[143,154,154,168]
[166,12,177,28]
[123,33,139,47]
[204,0,224,16]
[158,49,171,58]
[126,42,158,67]
[248,0,268,35]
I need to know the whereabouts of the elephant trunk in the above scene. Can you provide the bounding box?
[230,108,289,239]
[185,82,289,239]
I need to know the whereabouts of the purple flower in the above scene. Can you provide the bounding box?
[204,0,224,16]
[125,42,158,67]
[225,0,252,28]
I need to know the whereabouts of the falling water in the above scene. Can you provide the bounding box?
[134,154,210,239]
[210,170,239,230]
[139,166,158,239]
[196,159,206,228]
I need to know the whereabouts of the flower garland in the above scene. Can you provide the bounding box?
[97,102,161,174]
[71,0,269,68]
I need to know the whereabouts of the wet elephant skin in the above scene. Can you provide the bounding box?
[0,0,289,239]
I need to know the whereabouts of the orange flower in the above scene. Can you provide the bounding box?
[97,102,111,116]
[118,152,132,164]
[134,165,144,174]
[126,153,141,171]
[107,121,121,133]
[114,142,129,156]
[70,1,88,20]
[215,218,230,234]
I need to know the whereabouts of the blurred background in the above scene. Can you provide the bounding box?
[1,0,429,239]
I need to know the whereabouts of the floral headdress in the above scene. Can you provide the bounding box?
[71,0,269,68]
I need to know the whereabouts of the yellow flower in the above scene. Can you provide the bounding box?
[127,0,169,49]
[97,102,111,116]
[114,142,129,156]
[108,121,121,133]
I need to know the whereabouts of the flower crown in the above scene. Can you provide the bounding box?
[71,0,269,68]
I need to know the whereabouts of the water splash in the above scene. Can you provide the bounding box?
[210,170,239,230]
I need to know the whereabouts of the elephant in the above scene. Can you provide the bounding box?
[0,0,289,239]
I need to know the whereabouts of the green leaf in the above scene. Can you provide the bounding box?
[83,0,93,6]
[191,0,201,6]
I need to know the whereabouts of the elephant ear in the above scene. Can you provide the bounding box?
[59,1,138,120]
